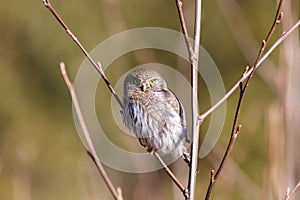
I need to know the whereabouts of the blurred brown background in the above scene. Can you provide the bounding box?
[0,0,299,199]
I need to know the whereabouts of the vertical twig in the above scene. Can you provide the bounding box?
[175,0,196,61]
[187,0,202,199]
[60,63,123,200]
[175,1,203,199]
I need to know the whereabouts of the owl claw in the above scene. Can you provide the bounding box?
[182,152,191,166]
[147,147,155,154]
[182,152,200,173]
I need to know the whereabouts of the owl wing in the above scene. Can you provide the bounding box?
[169,89,190,143]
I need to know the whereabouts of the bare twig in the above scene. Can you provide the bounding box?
[116,187,123,200]
[187,0,202,199]
[206,169,215,199]
[199,66,249,120]
[216,0,278,90]
[43,1,186,196]
[205,81,244,200]
[60,63,123,200]
[175,0,196,61]
[204,1,286,199]
[153,152,188,198]
[195,18,300,200]
[243,0,283,89]
[43,0,300,199]
[199,19,300,121]
[42,0,123,108]
[205,120,242,200]
[204,70,246,200]
[285,180,300,200]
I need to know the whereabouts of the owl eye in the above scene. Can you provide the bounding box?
[149,79,156,86]
[134,79,140,85]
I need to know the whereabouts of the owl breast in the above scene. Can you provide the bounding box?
[122,90,186,157]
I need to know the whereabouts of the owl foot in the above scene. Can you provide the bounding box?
[182,152,191,166]
[182,152,199,173]
[147,147,155,154]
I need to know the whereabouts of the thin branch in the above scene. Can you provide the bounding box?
[285,180,300,200]
[205,120,242,199]
[116,187,123,200]
[205,82,243,200]
[199,19,300,121]
[42,0,123,108]
[243,0,283,89]
[206,170,215,199]
[204,1,286,199]
[200,66,250,120]
[214,123,242,180]
[205,67,248,200]
[175,0,196,61]
[264,1,284,45]
[97,62,123,108]
[216,0,278,91]
[43,1,185,196]
[174,5,201,198]
[60,63,123,200]
[187,0,202,199]
[153,152,188,198]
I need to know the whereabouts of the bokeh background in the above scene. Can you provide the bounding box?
[0,0,299,199]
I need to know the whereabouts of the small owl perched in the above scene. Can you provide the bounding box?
[122,68,189,162]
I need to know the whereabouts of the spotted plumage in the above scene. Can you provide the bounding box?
[122,68,189,161]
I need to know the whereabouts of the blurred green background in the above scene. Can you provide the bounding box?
[0,0,299,199]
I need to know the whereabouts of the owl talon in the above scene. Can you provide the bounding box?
[182,152,191,166]
[147,147,155,154]
[182,152,200,172]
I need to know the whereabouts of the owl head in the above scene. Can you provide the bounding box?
[124,68,167,96]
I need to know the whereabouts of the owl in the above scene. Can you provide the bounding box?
[122,68,189,162]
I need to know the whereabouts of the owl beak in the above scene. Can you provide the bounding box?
[141,82,149,92]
